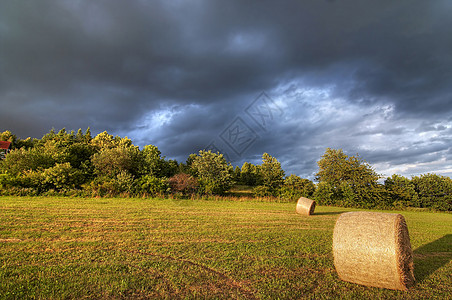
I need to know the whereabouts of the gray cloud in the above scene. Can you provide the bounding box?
[1,0,452,179]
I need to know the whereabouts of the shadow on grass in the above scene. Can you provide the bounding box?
[413,234,452,282]
[312,211,344,216]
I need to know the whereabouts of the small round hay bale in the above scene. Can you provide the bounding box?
[296,197,316,215]
[333,212,415,290]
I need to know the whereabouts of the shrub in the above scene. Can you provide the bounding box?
[313,181,335,206]
[168,173,199,196]
[384,174,417,208]
[42,162,84,191]
[190,151,233,195]
[91,146,141,177]
[253,185,273,197]
[84,172,136,197]
[139,175,169,196]
[412,174,452,211]
[280,175,315,201]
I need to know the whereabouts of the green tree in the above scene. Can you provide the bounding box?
[161,159,179,178]
[140,145,179,178]
[412,173,452,211]
[190,150,233,195]
[84,127,93,142]
[91,131,133,150]
[75,128,84,142]
[138,175,169,196]
[179,153,198,175]
[281,174,315,201]
[314,148,387,208]
[240,162,261,186]
[141,145,164,177]
[0,147,55,175]
[384,174,418,208]
[258,153,285,196]
[233,166,241,183]
[91,146,141,178]
[313,181,335,205]
[15,137,35,149]
[42,162,84,191]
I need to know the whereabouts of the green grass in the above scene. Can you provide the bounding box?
[0,196,450,299]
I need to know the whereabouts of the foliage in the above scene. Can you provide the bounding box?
[314,148,388,208]
[91,146,141,178]
[385,174,418,208]
[168,173,199,196]
[412,173,452,211]
[140,145,164,176]
[42,162,84,191]
[138,175,169,196]
[0,130,17,148]
[256,153,285,197]
[0,147,55,175]
[1,128,452,211]
[190,150,233,195]
[280,174,315,201]
[90,131,132,150]
[252,185,273,198]
[313,181,335,205]
[160,159,179,178]
[233,166,241,183]
[240,162,262,186]
[85,172,136,197]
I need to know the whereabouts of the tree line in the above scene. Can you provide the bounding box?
[0,129,450,211]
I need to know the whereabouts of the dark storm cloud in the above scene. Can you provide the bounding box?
[1,0,452,178]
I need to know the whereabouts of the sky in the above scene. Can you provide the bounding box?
[1,0,452,180]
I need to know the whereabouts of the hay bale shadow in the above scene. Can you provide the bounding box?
[413,234,452,282]
[313,211,344,216]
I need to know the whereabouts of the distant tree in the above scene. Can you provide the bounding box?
[314,148,387,208]
[384,174,418,208]
[190,150,233,195]
[240,162,261,186]
[281,174,315,201]
[42,162,84,191]
[412,173,452,211]
[91,131,132,150]
[0,147,54,175]
[84,127,93,142]
[138,175,169,196]
[233,166,241,183]
[258,153,285,196]
[75,128,84,142]
[161,159,179,178]
[141,145,164,177]
[91,146,141,178]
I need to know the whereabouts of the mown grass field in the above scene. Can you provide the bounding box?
[0,196,450,299]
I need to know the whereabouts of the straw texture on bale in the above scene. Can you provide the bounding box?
[333,212,415,290]
[295,197,316,216]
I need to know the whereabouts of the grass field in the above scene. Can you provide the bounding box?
[0,196,450,299]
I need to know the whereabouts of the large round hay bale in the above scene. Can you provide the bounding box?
[333,212,415,290]
[295,197,316,216]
